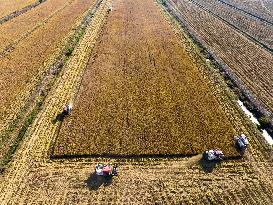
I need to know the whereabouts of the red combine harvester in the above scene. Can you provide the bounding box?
[95,163,118,177]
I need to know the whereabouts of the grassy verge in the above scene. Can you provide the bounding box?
[0,101,42,173]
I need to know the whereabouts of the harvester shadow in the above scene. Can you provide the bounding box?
[85,172,113,191]
[198,155,243,173]
[235,144,246,157]
[52,112,66,124]
[198,159,219,173]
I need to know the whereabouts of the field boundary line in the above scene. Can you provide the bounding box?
[0,0,47,25]
[0,0,75,58]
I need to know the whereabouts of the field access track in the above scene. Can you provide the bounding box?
[54,0,237,157]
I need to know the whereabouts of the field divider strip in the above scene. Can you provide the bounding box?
[0,0,111,203]
[0,0,47,25]
[0,0,75,58]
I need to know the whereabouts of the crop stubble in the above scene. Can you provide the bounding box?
[189,0,273,50]
[223,0,273,22]
[55,0,238,157]
[167,0,273,119]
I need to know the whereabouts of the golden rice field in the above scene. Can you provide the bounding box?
[53,0,239,157]
[0,0,96,144]
[0,0,272,204]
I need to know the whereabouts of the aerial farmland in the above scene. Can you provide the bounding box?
[0,0,272,204]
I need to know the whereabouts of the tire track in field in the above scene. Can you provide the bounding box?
[0,1,111,203]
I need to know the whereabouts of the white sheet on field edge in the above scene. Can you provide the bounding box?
[237,100,273,145]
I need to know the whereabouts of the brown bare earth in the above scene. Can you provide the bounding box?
[54,0,237,157]
[0,0,272,204]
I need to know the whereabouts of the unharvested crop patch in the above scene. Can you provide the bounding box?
[54,0,238,157]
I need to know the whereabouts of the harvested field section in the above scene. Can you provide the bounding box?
[0,0,36,19]
[168,0,273,119]
[55,0,237,157]
[189,0,273,50]
[223,0,273,23]
[0,0,95,140]
[6,158,272,204]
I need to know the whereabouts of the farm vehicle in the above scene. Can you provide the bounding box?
[203,134,249,161]
[235,134,249,151]
[95,163,118,177]
[63,104,72,115]
[203,149,224,161]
